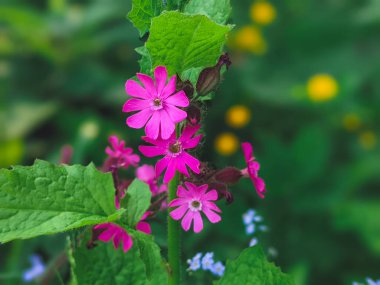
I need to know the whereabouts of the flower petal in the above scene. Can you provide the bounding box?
[160,111,176,139]
[125,79,150,99]
[121,232,133,253]
[181,210,194,231]
[156,156,170,177]
[154,66,168,95]
[166,91,189,107]
[168,198,188,207]
[241,142,253,163]
[177,185,191,198]
[170,204,189,220]
[203,201,222,213]
[136,221,151,234]
[161,75,176,98]
[113,232,121,249]
[182,134,202,149]
[164,104,187,123]
[123,98,150,113]
[139,145,166,157]
[176,158,190,177]
[127,108,152,129]
[137,73,156,96]
[182,152,200,174]
[202,207,222,224]
[179,125,201,142]
[163,159,177,183]
[203,189,218,201]
[145,111,161,139]
[193,211,204,233]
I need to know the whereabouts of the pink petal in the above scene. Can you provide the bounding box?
[181,210,194,231]
[176,158,190,177]
[181,152,200,174]
[202,207,222,224]
[169,204,189,220]
[137,73,156,96]
[108,136,119,148]
[136,164,156,182]
[97,226,116,242]
[121,232,133,253]
[177,185,191,198]
[203,189,218,201]
[127,108,153,129]
[182,134,202,149]
[140,211,152,221]
[179,125,201,142]
[241,142,253,162]
[113,232,121,249]
[164,104,187,123]
[197,184,209,195]
[163,159,177,183]
[193,211,204,233]
[125,79,150,99]
[154,66,168,94]
[139,145,166,157]
[136,221,151,234]
[123,98,150,112]
[156,156,170,177]
[166,91,189,107]
[203,201,222,213]
[161,75,176,98]
[141,135,168,148]
[105,147,115,157]
[184,182,198,193]
[160,111,175,139]
[145,111,161,139]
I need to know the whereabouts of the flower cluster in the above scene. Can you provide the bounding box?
[242,208,268,247]
[187,252,225,277]
[353,278,380,285]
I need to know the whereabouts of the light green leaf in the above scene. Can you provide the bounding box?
[0,160,122,243]
[124,179,152,227]
[215,247,295,285]
[166,0,188,10]
[146,11,231,75]
[184,0,231,24]
[136,46,153,75]
[127,0,163,36]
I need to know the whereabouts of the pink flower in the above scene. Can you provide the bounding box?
[94,223,133,253]
[168,182,222,233]
[123,66,190,140]
[241,142,266,199]
[136,164,167,195]
[105,136,140,169]
[139,125,202,183]
[94,212,152,252]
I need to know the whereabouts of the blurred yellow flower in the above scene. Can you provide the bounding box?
[232,26,267,55]
[250,1,277,25]
[307,74,339,102]
[359,131,377,150]
[80,121,99,139]
[0,139,24,168]
[225,105,251,128]
[215,133,239,156]
[342,113,361,132]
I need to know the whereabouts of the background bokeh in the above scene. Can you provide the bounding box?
[1,0,380,284]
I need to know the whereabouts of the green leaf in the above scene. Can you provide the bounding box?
[124,179,152,227]
[184,0,231,24]
[166,0,188,10]
[146,11,231,75]
[127,0,163,36]
[0,160,122,243]
[136,46,153,75]
[215,247,295,285]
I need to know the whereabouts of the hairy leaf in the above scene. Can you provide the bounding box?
[124,179,152,227]
[127,0,163,36]
[0,160,122,243]
[215,247,295,285]
[184,0,231,24]
[146,11,231,75]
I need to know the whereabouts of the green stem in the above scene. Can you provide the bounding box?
[167,131,181,285]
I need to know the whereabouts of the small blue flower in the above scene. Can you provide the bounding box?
[246,223,255,235]
[249,238,258,247]
[366,278,380,285]
[201,252,214,270]
[23,255,45,282]
[187,253,202,271]
[211,261,225,277]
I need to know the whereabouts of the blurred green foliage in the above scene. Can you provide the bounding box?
[0,0,379,284]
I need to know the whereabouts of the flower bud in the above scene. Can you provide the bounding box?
[214,167,242,184]
[176,75,194,98]
[196,53,231,96]
[187,104,201,126]
[208,182,234,204]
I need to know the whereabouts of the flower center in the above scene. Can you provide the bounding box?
[151,98,163,110]
[169,141,182,156]
[189,199,202,212]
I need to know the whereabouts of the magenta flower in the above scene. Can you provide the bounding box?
[94,212,152,252]
[241,142,266,199]
[136,164,167,195]
[105,135,140,169]
[94,223,133,253]
[139,125,202,183]
[168,182,222,233]
[123,66,190,140]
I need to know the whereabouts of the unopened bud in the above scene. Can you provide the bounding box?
[176,76,194,98]
[209,182,234,204]
[214,167,242,184]
[196,53,231,96]
[187,104,201,126]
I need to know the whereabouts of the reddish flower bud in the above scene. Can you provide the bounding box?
[187,104,201,126]
[208,182,234,204]
[214,167,242,184]
[196,53,231,96]
[176,76,194,98]
[59,145,73,164]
